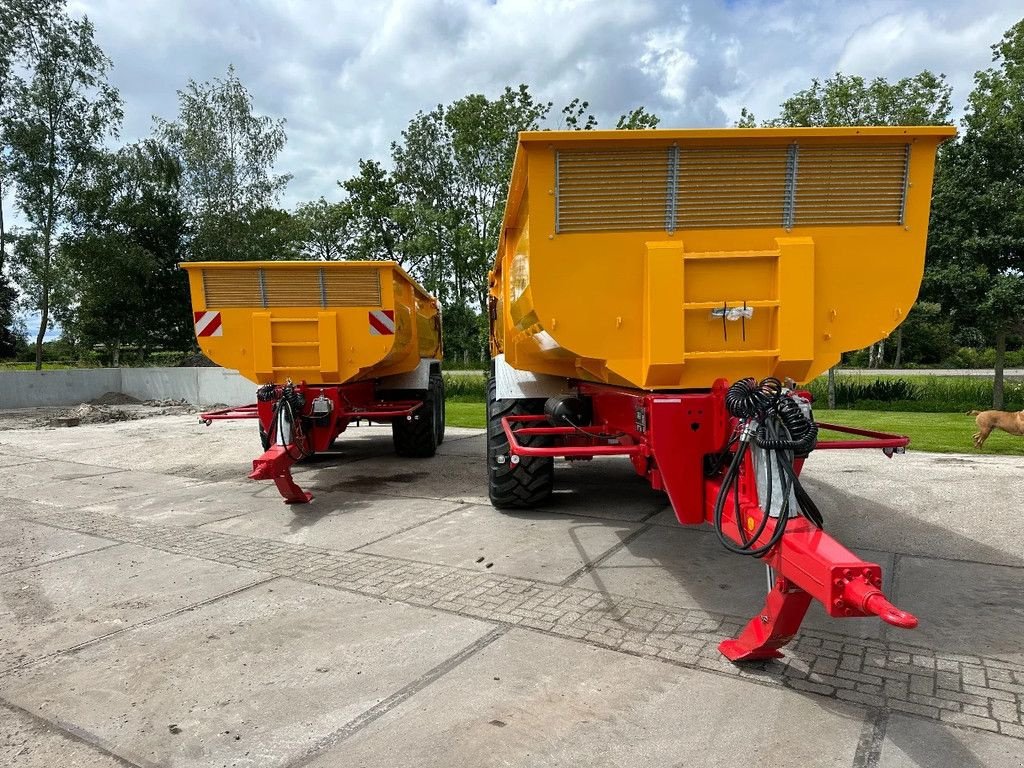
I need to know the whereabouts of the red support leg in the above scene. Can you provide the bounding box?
[719,577,812,661]
[249,445,313,504]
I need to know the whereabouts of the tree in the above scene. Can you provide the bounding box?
[616,107,661,130]
[340,86,661,357]
[60,140,190,363]
[341,159,406,264]
[740,72,953,402]
[156,65,290,261]
[293,197,349,261]
[927,22,1024,406]
[0,0,64,357]
[3,8,122,369]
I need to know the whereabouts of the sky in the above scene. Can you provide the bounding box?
[9,0,1024,340]
[63,0,1023,210]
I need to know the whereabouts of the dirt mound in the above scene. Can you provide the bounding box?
[66,403,135,424]
[90,392,141,406]
[177,353,219,367]
[143,398,195,409]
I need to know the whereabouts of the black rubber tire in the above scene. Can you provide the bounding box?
[259,424,271,451]
[431,371,446,445]
[391,388,438,458]
[487,375,554,509]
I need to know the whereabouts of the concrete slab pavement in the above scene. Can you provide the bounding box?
[2,579,494,768]
[0,544,266,672]
[0,518,114,574]
[310,628,869,768]
[361,503,642,583]
[1,413,1023,765]
[201,492,468,551]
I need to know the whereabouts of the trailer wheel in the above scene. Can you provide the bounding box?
[431,371,446,445]
[392,388,438,458]
[487,375,554,509]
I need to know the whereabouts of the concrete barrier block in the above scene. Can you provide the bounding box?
[121,368,199,404]
[197,368,255,407]
[0,369,122,409]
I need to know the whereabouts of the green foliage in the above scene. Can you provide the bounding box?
[442,373,487,402]
[440,302,487,364]
[3,4,122,368]
[342,85,661,318]
[926,20,1024,407]
[156,65,290,262]
[616,107,660,130]
[769,71,952,126]
[807,375,1024,412]
[897,301,958,365]
[341,158,404,263]
[293,197,349,260]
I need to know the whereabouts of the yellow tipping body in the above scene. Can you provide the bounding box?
[489,127,956,390]
[182,261,442,385]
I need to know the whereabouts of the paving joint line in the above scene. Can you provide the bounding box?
[0,574,279,676]
[349,501,477,552]
[852,708,889,768]
[0,541,124,576]
[12,505,1024,741]
[288,626,508,767]
[0,697,149,768]
[559,522,656,587]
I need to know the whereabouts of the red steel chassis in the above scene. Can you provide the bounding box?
[500,378,916,661]
[201,381,422,504]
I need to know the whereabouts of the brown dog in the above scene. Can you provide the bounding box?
[969,409,1024,448]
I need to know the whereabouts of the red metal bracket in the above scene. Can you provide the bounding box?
[815,421,909,455]
[249,445,313,504]
[501,414,645,458]
[200,404,259,425]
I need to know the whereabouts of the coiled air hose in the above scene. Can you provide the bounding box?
[712,377,823,558]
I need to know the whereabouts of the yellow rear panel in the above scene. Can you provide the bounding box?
[183,261,441,385]
[490,127,955,389]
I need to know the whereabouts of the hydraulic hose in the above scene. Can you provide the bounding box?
[712,377,822,558]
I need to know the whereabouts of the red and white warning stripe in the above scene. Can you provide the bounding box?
[193,311,223,338]
[368,309,395,335]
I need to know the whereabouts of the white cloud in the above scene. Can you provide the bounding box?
[16,0,1024,212]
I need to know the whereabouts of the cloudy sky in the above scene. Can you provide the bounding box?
[62,0,1022,210]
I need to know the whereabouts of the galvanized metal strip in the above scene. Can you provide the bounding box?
[665,144,679,234]
[319,268,327,308]
[898,143,911,225]
[258,268,268,308]
[783,143,799,229]
[554,149,561,234]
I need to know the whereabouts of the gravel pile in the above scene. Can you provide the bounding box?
[89,391,142,406]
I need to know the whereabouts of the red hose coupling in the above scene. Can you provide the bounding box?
[842,575,918,629]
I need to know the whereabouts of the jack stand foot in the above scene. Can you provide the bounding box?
[719,578,812,663]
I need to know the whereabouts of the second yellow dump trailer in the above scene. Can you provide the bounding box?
[182,260,444,502]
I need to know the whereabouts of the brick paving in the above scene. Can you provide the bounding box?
[18,505,1024,740]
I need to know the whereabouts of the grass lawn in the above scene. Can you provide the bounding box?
[445,400,1024,456]
[445,401,486,429]
[815,409,1024,456]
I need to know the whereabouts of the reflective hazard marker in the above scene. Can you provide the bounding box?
[194,311,223,337]
[369,309,395,335]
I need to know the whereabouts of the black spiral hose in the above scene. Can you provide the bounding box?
[713,377,823,558]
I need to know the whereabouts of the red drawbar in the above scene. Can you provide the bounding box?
[499,377,918,661]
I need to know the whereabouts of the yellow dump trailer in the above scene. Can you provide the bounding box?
[182,260,445,504]
[490,127,955,389]
[486,127,955,661]
[182,260,441,385]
